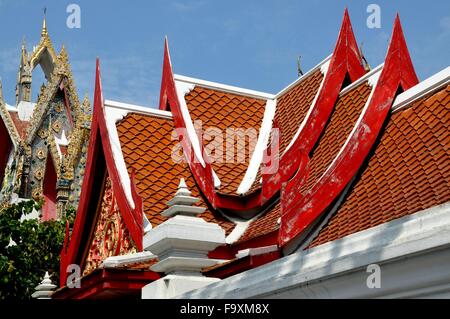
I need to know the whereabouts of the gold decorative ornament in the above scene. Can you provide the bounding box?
[36,148,46,160]
[38,128,48,139]
[52,120,62,133]
[32,188,42,200]
[34,169,44,180]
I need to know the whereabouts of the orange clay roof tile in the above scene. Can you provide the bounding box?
[184,86,267,195]
[116,112,236,235]
[8,111,29,139]
[237,81,370,244]
[308,84,450,247]
[276,69,324,154]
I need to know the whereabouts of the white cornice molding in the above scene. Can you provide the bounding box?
[392,66,450,113]
[179,201,450,299]
[104,99,172,120]
[174,74,275,100]
[275,54,332,98]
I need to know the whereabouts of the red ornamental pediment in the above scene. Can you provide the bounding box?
[82,174,137,276]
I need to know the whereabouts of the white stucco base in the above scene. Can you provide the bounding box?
[142,274,220,299]
[179,202,450,299]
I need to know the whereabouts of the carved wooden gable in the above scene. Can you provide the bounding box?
[81,172,137,276]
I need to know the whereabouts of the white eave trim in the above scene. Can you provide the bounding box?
[283,59,331,154]
[5,103,18,112]
[102,99,174,209]
[101,251,157,269]
[104,99,172,120]
[275,54,332,98]
[235,245,278,259]
[392,65,450,112]
[237,98,277,195]
[104,103,136,209]
[174,74,275,100]
[179,201,450,299]
[339,63,384,96]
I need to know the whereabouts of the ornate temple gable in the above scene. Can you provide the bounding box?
[60,60,143,287]
[28,14,58,81]
[0,82,22,202]
[25,48,84,146]
[82,174,137,276]
[0,15,93,219]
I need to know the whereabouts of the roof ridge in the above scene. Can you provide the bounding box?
[275,54,332,98]
[104,99,172,120]
[173,74,275,100]
[392,66,450,112]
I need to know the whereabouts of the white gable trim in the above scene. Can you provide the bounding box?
[174,74,275,100]
[392,66,450,113]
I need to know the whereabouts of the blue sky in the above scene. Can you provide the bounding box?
[0,0,449,107]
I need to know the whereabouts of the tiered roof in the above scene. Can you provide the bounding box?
[57,9,450,297]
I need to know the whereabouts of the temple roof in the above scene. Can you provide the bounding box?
[60,10,450,291]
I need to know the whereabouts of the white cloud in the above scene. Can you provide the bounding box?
[70,53,160,108]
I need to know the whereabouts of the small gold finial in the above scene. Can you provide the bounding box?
[41,7,48,37]
[21,37,27,59]
[359,42,371,72]
[297,55,304,77]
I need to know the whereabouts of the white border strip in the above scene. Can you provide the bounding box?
[104,105,136,209]
[174,74,275,100]
[104,99,172,119]
[275,54,332,98]
[102,251,157,268]
[392,66,450,112]
[174,81,206,168]
[237,98,277,195]
[283,60,330,154]
[339,64,384,96]
[321,69,382,179]
[180,201,450,299]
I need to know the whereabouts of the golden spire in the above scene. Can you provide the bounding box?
[41,7,48,37]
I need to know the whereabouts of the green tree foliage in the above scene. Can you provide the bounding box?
[0,200,75,300]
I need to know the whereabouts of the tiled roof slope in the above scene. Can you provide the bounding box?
[276,69,324,154]
[116,112,235,234]
[184,86,266,194]
[236,81,371,244]
[236,201,280,244]
[301,82,372,193]
[9,111,29,139]
[309,84,450,247]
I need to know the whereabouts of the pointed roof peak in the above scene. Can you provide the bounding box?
[343,7,350,19]
[339,7,354,35]
[159,36,175,110]
[41,7,48,38]
[163,36,172,68]
[94,58,104,112]
[383,13,418,90]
